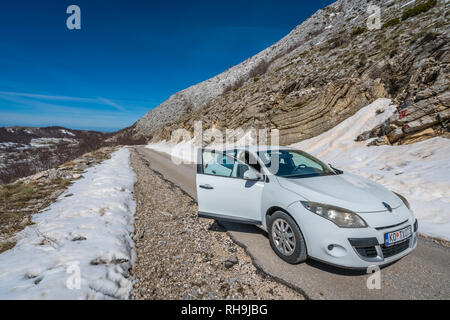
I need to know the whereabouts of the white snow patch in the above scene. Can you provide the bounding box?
[0,142,18,148]
[401,0,416,9]
[146,130,259,165]
[291,98,450,241]
[30,138,77,147]
[60,129,75,137]
[0,148,137,299]
[147,140,194,163]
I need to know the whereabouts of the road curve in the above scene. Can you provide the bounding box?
[136,146,450,300]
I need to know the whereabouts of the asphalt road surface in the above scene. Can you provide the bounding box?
[136,146,450,300]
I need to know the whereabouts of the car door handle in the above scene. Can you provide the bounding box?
[200,184,214,190]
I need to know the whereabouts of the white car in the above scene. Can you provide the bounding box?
[196,146,418,269]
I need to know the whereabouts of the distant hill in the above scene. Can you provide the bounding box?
[0,126,110,183]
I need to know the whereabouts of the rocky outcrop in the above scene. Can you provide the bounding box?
[124,0,449,146]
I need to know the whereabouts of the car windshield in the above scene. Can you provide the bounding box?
[257,149,338,178]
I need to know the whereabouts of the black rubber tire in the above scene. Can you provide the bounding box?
[268,211,307,264]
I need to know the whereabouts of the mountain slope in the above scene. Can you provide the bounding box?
[121,0,448,145]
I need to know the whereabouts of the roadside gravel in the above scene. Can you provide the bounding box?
[130,148,304,300]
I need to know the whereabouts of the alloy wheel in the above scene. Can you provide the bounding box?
[272,218,296,256]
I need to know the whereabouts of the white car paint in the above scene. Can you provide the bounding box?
[196,146,418,269]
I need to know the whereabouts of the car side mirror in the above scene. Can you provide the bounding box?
[328,163,343,174]
[243,169,263,181]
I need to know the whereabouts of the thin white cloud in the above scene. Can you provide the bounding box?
[97,97,126,111]
[0,110,136,131]
[0,91,126,111]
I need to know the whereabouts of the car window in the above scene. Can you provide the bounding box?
[232,162,250,179]
[237,151,262,172]
[258,149,336,178]
[203,151,234,177]
[291,152,323,171]
[203,150,250,179]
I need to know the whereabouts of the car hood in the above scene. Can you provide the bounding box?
[277,172,402,213]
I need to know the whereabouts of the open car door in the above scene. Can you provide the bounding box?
[196,149,264,225]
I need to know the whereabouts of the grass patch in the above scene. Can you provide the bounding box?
[0,177,72,252]
[0,182,36,209]
[54,178,72,189]
[351,26,367,37]
[382,17,400,29]
[61,160,77,168]
[402,0,437,21]
[422,31,439,43]
[0,241,16,254]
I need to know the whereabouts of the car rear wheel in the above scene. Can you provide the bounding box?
[268,211,307,264]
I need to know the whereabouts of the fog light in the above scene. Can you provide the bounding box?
[324,243,347,257]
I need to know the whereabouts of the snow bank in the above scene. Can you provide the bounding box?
[0,148,137,299]
[292,98,450,241]
[147,139,197,164]
[146,130,259,164]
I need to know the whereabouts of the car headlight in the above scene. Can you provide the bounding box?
[301,201,368,228]
[393,192,411,210]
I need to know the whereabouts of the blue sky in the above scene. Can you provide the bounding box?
[0,0,334,132]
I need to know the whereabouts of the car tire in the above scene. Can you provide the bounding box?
[268,211,307,264]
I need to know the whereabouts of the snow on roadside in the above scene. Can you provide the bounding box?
[291,98,450,241]
[147,139,197,164]
[146,130,258,164]
[0,148,137,299]
[146,98,450,240]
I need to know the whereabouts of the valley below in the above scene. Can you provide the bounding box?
[0,126,109,184]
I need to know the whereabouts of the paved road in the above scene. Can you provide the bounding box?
[136,146,450,300]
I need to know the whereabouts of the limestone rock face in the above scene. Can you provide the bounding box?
[122,0,449,146]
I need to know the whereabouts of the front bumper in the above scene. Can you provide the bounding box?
[288,202,418,269]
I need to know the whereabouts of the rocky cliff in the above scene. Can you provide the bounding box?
[120,0,449,146]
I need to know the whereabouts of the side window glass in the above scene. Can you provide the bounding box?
[232,162,250,179]
[291,153,323,171]
[237,151,261,172]
[202,151,235,177]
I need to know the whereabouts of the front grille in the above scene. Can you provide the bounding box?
[349,238,379,259]
[355,246,378,258]
[381,239,410,258]
[375,219,408,231]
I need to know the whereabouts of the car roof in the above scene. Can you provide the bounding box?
[224,145,295,153]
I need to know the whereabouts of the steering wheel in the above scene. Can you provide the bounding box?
[295,164,307,171]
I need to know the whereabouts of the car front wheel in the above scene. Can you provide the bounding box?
[268,211,307,264]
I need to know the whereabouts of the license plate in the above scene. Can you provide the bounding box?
[385,226,412,246]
